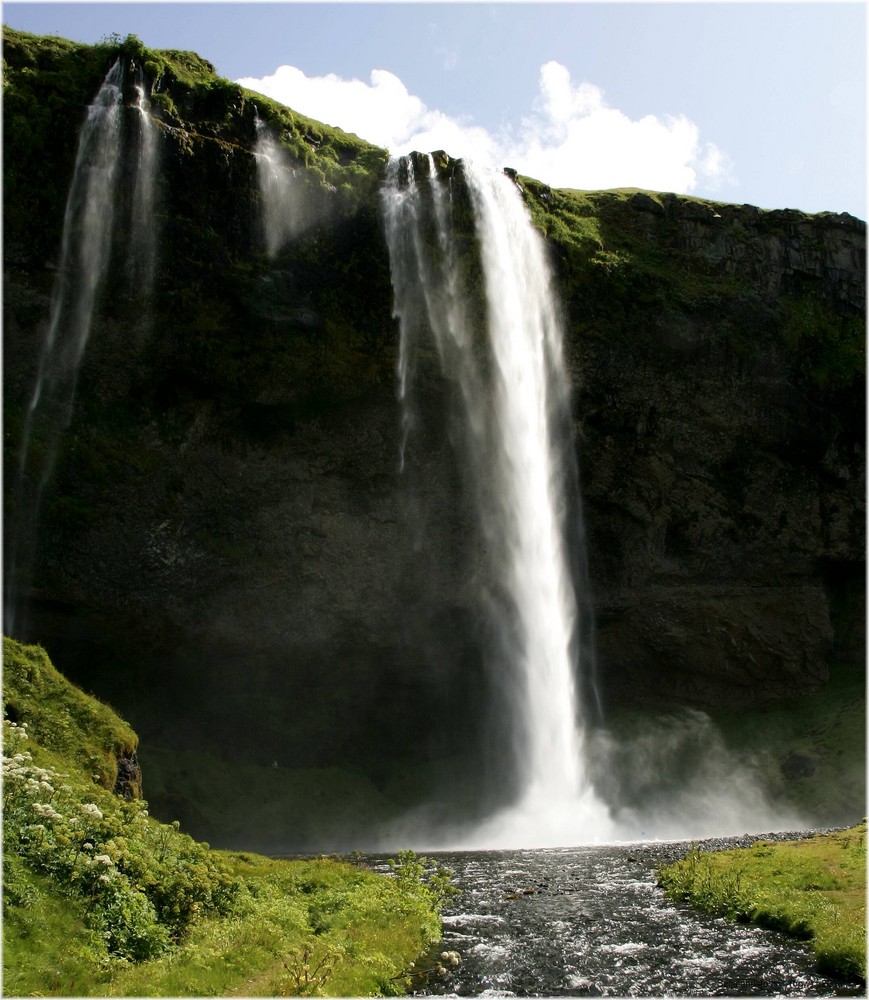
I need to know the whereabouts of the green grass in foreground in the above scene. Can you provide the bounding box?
[658,823,867,983]
[2,638,455,996]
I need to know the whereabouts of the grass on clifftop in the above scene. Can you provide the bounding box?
[2,637,456,996]
[658,823,867,983]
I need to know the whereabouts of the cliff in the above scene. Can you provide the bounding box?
[3,29,864,843]
[523,181,865,710]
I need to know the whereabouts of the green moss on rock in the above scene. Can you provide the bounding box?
[3,637,139,794]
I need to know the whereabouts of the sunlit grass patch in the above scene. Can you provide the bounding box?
[658,823,866,982]
[2,854,111,996]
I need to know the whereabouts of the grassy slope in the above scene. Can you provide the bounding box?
[2,637,139,793]
[2,638,450,997]
[658,823,866,983]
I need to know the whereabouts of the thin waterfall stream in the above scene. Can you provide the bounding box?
[5,57,158,631]
[126,62,158,293]
[18,58,125,485]
[254,111,304,256]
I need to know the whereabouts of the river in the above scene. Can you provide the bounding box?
[373,833,862,997]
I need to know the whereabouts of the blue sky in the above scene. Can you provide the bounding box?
[4,2,866,217]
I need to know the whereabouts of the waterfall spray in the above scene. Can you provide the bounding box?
[254,112,302,257]
[383,154,614,847]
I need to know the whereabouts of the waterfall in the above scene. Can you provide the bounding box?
[254,113,302,256]
[382,154,614,847]
[19,59,124,477]
[126,62,158,295]
[6,58,158,632]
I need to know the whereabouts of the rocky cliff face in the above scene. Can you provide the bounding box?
[3,30,864,837]
[537,190,866,711]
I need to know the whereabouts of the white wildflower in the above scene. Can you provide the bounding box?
[93,854,113,866]
[31,802,62,821]
[97,873,111,883]
[39,780,55,795]
[82,842,94,851]
[81,803,103,820]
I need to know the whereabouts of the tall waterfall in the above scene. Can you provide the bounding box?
[6,58,158,632]
[19,59,124,477]
[383,154,614,847]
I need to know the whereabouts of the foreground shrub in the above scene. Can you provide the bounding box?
[2,716,240,962]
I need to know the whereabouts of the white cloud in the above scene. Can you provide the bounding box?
[238,64,425,149]
[236,60,733,195]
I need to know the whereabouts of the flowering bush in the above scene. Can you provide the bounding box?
[2,719,239,962]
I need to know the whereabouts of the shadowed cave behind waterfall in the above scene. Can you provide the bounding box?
[4,40,864,853]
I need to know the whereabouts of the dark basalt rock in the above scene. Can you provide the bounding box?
[113,750,143,801]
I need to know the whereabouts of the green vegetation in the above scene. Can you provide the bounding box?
[779,293,865,392]
[3,638,139,794]
[658,823,866,982]
[519,176,864,408]
[2,25,388,265]
[2,638,456,996]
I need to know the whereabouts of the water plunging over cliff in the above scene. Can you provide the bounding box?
[382,154,614,847]
[6,58,158,631]
[19,59,124,479]
[254,112,303,257]
[126,63,158,294]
